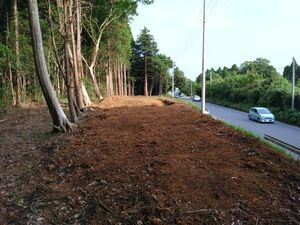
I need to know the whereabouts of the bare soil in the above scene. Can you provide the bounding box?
[0,96,299,225]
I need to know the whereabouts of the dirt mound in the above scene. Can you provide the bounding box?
[1,97,299,225]
[96,96,166,108]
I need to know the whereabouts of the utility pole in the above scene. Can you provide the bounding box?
[292,57,295,110]
[172,70,175,98]
[190,80,193,97]
[201,0,207,113]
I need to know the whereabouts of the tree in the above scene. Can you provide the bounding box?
[13,0,21,106]
[27,0,74,132]
[152,54,173,95]
[133,27,158,96]
[283,59,300,83]
[240,58,279,78]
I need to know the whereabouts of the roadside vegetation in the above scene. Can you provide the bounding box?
[197,58,300,126]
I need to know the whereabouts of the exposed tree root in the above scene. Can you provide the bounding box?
[52,118,77,133]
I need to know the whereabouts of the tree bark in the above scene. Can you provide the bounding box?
[113,62,118,95]
[149,77,155,96]
[118,62,122,95]
[127,69,131,96]
[69,0,84,109]
[76,0,92,106]
[110,63,114,96]
[106,68,110,96]
[144,53,148,96]
[5,2,16,104]
[50,0,78,121]
[28,0,74,132]
[159,74,163,95]
[13,0,21,106]
[65,40,77,122]
[131,80,134,96]
[87,65,102,99]
[123,63,127,96]
[107,47,114,96]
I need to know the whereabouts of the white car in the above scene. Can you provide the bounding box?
[192,95,201,102]
[248,107,275,123]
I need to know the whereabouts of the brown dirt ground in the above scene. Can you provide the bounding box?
[0,96,299,225]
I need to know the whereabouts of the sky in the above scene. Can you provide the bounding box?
[130,0,300,80]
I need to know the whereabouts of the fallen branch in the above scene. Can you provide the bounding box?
[0,119,6,123]
[96,200,134,224]
[287,185,295,201]
[184,209,215,214]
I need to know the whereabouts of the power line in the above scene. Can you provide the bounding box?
[174,8,203,60]
[207,0,218,20]
[174,0,219,62]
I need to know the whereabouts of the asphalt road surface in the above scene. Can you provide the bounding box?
[186,99,300,159]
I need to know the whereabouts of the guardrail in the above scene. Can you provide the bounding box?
[264,134,300,155]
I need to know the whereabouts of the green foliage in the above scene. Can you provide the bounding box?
[283,59,300,83]
[0,83,12,112]
[12,192,27,209]
[135,27,158,57]
[132,27,174,95]
[240,58,279,78]
[205,58,300,126]
[173,67,194,95]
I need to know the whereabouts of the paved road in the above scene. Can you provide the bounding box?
[186,99,300,159]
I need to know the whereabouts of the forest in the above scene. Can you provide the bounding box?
[201,58,300,125]
[0,0,195,132]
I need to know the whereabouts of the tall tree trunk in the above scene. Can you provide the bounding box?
[106,70,110,96]
[144,53,148,96]
[113,62,119,95]
[118,62,123,95]
[5,2,16,104]
[110,64,114,96]
[131,80,134,96]
[127,69,131,96]
[50,0,78,121]
[159,74,163,95]
[128,81,131,96]
[13,0,21,106]
[123,63,127,96]
[149,77,155,96]
[106,47,114,96]
[28,0,74,132]
[75,0,92,106]
[87,65,102,99]
[69,0,84,109]
[81,69,92,106]
[64,38,78,122]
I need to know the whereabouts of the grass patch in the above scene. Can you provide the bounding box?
[222,121,292,158]
[12,192,27,209]
[184,101,202,112]
[24,164,33,173]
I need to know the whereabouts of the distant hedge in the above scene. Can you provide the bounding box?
[202,59,300,126]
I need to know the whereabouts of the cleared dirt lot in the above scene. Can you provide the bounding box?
[0,96,299,224]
